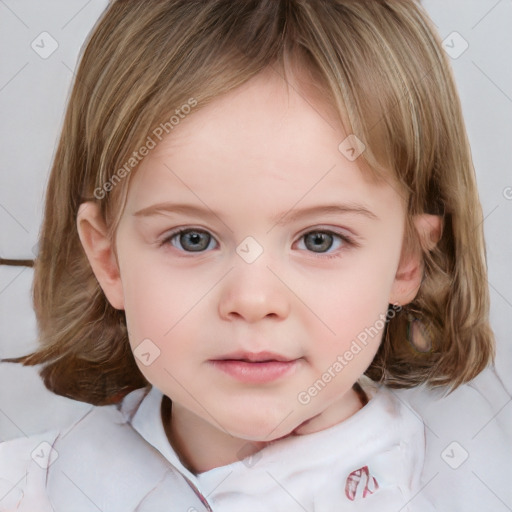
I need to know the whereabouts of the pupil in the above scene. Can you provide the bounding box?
[305,232,332,252]
[181,231,209,251]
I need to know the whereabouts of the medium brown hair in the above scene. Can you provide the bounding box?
[3,0,495,405]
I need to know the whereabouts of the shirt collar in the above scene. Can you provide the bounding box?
[121,376,426,496]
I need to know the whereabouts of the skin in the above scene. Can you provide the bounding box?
[77,66,441,473]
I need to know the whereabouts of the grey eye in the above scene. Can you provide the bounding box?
[303,232,334,253]
[173,230,213,252]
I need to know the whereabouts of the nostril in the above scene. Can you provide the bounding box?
[218,281,291,322]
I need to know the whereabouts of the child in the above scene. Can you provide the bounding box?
[0,0,496,510]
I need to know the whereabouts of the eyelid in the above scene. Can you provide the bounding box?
[294,225,360,244]
[160,225,216,240]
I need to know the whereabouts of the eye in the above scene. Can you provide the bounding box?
[162,228,217,252]
[296,230,354,255]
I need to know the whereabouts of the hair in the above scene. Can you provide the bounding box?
[2,0,495,405]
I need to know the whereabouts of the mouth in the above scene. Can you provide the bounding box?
[209,351,301,383]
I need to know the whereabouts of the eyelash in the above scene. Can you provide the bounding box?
[294,229,358,259]
[159,227,359,259]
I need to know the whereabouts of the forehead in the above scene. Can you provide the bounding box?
[124,69,405,216]
[159,69,343,163]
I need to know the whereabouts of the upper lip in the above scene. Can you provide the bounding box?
[211,351,297,363]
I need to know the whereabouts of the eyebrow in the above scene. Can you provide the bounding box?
[133,202,379,223]
[274,203,379,225]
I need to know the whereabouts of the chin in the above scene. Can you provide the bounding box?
[222,408,303,442]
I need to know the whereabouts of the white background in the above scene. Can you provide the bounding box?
[0,0,511,508]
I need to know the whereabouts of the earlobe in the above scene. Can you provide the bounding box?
[389,214,442,306]
[76,202,125,310]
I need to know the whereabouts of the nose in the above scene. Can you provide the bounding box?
[218,261,291,323]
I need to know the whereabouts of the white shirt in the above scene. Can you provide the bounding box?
[127,376,436,511]
[0,375,441,511]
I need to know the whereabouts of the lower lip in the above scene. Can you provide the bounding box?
[209,359,299,383]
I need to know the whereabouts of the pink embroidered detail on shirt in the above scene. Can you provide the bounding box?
[345,465,379,500]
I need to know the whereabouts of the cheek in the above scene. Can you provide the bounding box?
[119,257,215,373]
[305,261,395,332]
[121,272,171,339]
[120,251,202,330]
[299,255,397,371]
[120,267,199,386]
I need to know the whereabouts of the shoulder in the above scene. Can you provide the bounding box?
[0,430,60,512]
[356,379,436,509]
[0,430,59,472]
[357,376,427,446]
[394,368,512,511]
[0,398,211,511]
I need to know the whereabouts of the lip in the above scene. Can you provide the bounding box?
[213,351,295,363]
[209,351,301,383]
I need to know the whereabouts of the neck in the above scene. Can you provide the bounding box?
[161,384,366,474]
[161,397,267,473]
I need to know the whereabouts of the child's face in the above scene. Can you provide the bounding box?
[107,69,413,440]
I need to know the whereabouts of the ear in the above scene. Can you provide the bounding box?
[389,214,442,306]
[76,201,125,310]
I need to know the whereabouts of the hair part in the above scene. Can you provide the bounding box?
[3,0,495,404]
